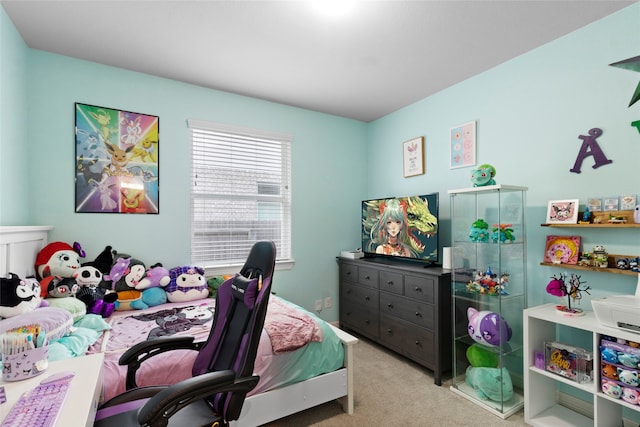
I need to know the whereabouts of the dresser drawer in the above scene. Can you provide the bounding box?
[340,263,358,283]
[341,282,379,309]
[404,274,435,303]
[379,270,403,295]
[358,267,379,288]
[379,314,434,367]
[379,292,434,329]
[341,304,379,339]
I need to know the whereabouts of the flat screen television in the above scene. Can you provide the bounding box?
[361,193,439,265]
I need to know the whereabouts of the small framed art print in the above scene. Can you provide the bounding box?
[403,136,424,177]
[450,121,476,169]
[546,199,579,224]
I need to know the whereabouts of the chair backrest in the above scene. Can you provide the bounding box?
[192,241,276,421]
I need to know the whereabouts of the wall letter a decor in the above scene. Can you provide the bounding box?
[570,127,612,174]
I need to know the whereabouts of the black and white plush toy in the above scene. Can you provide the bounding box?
[0,273,44,318]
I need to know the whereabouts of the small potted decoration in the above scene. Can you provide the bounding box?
[546,273,591,316]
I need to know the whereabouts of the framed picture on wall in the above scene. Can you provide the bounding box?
[450,120,476,169]
[75,103,159,214]
[403,136,424,177]
[545,199,579,224]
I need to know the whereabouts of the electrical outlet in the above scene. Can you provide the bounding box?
[315,299,323,312]
[324,297,332,309]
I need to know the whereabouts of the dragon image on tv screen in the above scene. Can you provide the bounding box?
[361,193,439,263]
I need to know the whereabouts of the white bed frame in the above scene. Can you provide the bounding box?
[0,226,358,426]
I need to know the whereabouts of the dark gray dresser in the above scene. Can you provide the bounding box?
[338,257,452,385]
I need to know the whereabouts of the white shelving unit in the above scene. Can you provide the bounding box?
[524,302,640,426]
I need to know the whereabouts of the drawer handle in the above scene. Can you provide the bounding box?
[387,303,394,308]
[415,340,420,346]
[346,289,352,294]
[414,287,422,292]
[365,320,370,324]
[365,275,370,280]
[415,312,421,317]
[365,296,370,301]
[387,281,394,286]
[387,328,392,334]
[346,271,351,276]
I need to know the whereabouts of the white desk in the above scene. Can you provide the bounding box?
[0,352,104,427]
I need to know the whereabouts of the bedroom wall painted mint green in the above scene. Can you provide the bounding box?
[0,7,368,320]
[0,9,30,224]
[1,4,639,319]
[366,3,639,308]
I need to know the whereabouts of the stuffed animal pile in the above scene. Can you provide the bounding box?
[464,307,514,402]
[600,336,640,405]
[0,239,212,321]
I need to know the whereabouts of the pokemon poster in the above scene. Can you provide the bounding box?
[75,103,159,214]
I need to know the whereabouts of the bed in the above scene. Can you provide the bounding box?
[0,226,358,426]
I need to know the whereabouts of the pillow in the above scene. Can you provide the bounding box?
[74,314,111,332]
[0,307,73,353]
[51,326,99,358]
[45,297,87,322]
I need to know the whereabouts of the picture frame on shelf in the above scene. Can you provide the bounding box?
[588,197,602,212]
[546,199,579,224]
[402,136,424,177]
[603,196,619,211]
[620,195,637,210]
[544,235,581,265]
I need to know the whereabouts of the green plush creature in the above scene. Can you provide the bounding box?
[466,343,499,368]
[206,275,227,298]
[465,366,513,402]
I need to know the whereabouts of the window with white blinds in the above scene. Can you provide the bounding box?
[189,119,292,269]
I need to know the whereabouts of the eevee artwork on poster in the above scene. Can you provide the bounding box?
[75,103,159,214]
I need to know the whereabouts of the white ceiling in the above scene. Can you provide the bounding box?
[2,0,635,122]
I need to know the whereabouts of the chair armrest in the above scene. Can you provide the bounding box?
[119,336,203,390]
[137,370,260,427]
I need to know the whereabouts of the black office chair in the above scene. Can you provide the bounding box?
[94,241,276,427]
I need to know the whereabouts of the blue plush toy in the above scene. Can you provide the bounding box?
[471,164,496,187]
[618,353,640,369]
[601,346,619,364]
[465,366,513,402]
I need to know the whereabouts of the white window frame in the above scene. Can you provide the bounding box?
[188,119,294,276]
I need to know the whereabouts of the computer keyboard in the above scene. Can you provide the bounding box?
[1,371,74,427]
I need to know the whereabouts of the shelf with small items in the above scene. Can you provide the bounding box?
[540,208,639,277]
[541,209,639,228]
[539,256,639,277]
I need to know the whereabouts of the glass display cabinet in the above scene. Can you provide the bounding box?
[448,185,527,418]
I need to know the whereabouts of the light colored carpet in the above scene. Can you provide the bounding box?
[263,336,527,426]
